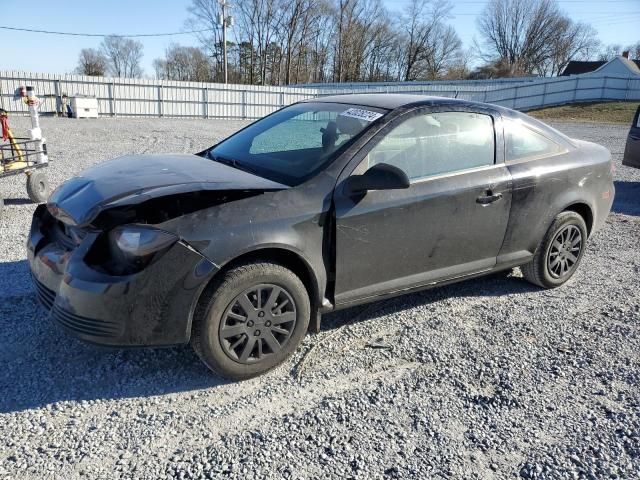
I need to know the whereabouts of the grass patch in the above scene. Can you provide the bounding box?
[528,101,639,124]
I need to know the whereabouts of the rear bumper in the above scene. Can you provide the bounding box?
[28,205,217,347]
[592,180,615,234]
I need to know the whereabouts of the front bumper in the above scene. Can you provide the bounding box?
[27,205,217,347]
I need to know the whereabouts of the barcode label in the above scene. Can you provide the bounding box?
[339,108,383,122]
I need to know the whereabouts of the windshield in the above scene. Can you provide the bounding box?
[207,102,388,186]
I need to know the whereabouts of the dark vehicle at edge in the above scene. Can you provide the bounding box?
[622,104,640,169]
[28,94,615,379]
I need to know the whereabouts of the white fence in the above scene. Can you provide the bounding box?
[1,70,639,119]
[0,71,316,119]
[296,77,543,89]
[320,75,640,111]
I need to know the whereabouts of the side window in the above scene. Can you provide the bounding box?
[505,119,563,161]
[358,111,495,181]
[636,108,640,128]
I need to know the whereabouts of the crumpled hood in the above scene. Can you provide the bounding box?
[47,154,287,226]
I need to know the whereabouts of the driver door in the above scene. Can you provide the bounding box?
[332,108,512,306]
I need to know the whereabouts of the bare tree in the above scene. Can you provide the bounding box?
[278,0,325,84]
[75,48,108,76]
[185,0,225,81]
[100,35,144,78]
[332,0,390,82]
[399,0,456,81]
[477,0,597,76]
[442,48,472,79]
[544,21,599,76]
[153,44,212,81]
[628,42,640,60]
[598,44,623,61]
[182,0,601,84]
[423,23,462,79]
[468,58,514,79]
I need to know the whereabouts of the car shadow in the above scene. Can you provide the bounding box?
[1,258,537,413]
[320,270,540,331]
[0,260,229,414]
[612,180,640,216]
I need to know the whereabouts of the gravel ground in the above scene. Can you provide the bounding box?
[0,116,638,479]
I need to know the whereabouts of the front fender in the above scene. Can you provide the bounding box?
[157,188,331,312]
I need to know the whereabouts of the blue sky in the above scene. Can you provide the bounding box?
[0,0,638,76]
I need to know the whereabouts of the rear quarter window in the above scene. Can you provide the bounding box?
[505,119,563,161]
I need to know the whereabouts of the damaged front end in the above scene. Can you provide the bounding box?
[27,153,287,346]
[28,204,217,346]
[84,189,265,276]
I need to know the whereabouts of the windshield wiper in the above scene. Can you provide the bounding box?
[208,153,259,176]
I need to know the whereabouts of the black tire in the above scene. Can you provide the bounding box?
[191,261,310,380]
[521,211,588,289]
[26,171,50,203]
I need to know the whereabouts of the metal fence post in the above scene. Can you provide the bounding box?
[109,80,116,117]
[541,81,548,107]
[513,86,518,109]
[280,91,285,108]
[203,87,208,119]
[53,79,61,116]
[157,85,163,117]
[242,90,247,119]
[625,77,631,101]
[572,78,579,102]
[601,76,607,101]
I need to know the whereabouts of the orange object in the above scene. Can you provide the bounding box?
[0,109,27,169]
[1,110,9,141]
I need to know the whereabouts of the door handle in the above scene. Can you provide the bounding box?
[476,191,503,205]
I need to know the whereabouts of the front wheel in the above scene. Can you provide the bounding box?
[191,261,310,380]
[521,211,588,288]
[26,171,50,203]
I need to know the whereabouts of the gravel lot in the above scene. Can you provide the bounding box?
[0,116,638,479]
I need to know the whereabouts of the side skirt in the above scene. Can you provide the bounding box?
[320,251,533,314]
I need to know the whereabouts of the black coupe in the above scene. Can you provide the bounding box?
[28,94,615,379]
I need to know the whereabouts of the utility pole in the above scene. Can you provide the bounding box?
[218,0,233,84]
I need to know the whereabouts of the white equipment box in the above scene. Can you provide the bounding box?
[70,96,99,118]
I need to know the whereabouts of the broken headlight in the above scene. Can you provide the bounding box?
[107,225,178,274]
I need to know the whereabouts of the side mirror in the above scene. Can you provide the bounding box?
[344,163,410,195]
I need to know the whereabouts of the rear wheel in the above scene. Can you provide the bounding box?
[191,261,310,380]
[522,211,588,288]
[26,171,49,203]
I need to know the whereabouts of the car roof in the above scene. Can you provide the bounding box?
[302,93,490,111]
[301,93,574,147]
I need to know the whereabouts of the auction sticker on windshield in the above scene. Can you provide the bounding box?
[339,108,383,122]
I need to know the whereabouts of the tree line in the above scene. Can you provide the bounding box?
[75,0,640,84]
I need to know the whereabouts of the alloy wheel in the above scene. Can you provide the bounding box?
[219,283,297,364]
[547,224,583,278]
